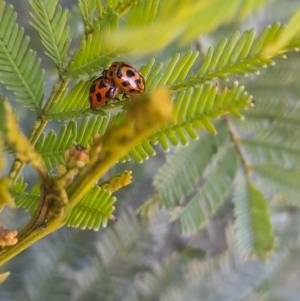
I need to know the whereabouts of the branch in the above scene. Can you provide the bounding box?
[0,88,173,265]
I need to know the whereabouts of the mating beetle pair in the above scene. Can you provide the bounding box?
[89,62,145,110]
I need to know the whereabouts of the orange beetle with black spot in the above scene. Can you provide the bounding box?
[89,75,119,110]
[104,62,145,95]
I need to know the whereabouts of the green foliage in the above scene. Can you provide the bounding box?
[11,179,39,214]
[35,115,110,170]
[78,0,98,28]
[233,177,275,259]
[46,80,91,119]
[1,0,300,299]
[0,0,44,110]
[70,208,155,301]
[145,124,233,208]
[65,186,116,230]
[140,124,239,235]
[29,0,71,70]
[106,0,273,54]
[125,238,286,301]
[254,164,300,206]
[1,209,290,301]
[65,11,119,78]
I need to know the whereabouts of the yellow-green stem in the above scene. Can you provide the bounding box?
[0,90,172,266]
[9,79,69,183]
[0,124,162,265]
[0,217,64,266]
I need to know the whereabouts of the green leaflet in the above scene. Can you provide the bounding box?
[11,179,39,214]
[127,82,252,162]
[125,0,160,26]
[143,123,231,208]
[172,146,238,234]
[35,125,75,171]
[254,164,300,206]
[65,186,116,230]
[139,123,238,234]
[136,23,299,94]
[65,10,119,78]
[0,0,44,110]
[78,0,98,27]
[241,127,300,167]
[233,177,275,259]
[46,80,91,120]
[104,0,278,54]
[104,0,229,53]
[29,0,71,70]
[232,68,300,206]
[12,181,116,232]
[36,115,110,171]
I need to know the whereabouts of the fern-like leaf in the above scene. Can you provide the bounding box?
[36,115,110,171]
[29,0,71,70]
[105,0,272,54]
[75,114,110,145]
[65,12,119,78]
[140,124,228,209]
[233,176,275,259]
[127,82,253,162]
[254,164,300,206]
[262,8,300,57]
[139,124,238,234]
[231,73,300,206]
[65,186,116,231]
[0,0,44,110]
[78,0,98,29]
[72,207,154,301]
[174,24,299,90]
[241,126,300,167]
[145,50,199,91]
[35,123,76,170]
[11,180,39,214]
[171,146,238,234]
[125,0,160,27]
[125,234,286,301]
[46,80,91,120]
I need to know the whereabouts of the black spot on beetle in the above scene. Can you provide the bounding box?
[98,80,106,89]
[90,84,96,93]
[122,81,130,87]
[96,93,102,102]
[126,69,135,77]
[129,89,140,93]
[135,79,141,85]
[116,69,122,78]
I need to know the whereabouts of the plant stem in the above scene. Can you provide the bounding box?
[9,79,69,183]
[0,91,172,265]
